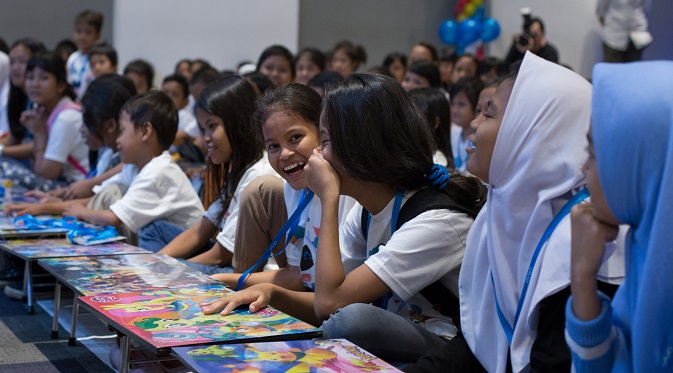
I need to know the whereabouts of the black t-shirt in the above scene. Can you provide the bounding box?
[504,42,560,67]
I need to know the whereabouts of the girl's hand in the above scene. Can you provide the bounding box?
[304,148,340,202]
[4,203,45,217]
[570,203,619,280]
[20,108,48,135]
[24,190,62,204]
[62,204,87,219]
[63,179,94,200]
[200,283,274,315]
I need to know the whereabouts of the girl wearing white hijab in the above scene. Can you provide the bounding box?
[566,61,673,372]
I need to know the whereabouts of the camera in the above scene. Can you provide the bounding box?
[518,7,533,46]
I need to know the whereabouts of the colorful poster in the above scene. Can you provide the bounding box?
[79,287,321,350]
[38,254,221,295]
[173,339,401,372]
[0,239,149,259]
[0,216,69,238]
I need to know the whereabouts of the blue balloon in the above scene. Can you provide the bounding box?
[438,19,458,45]
[459,19,482,45]
[473,6,485,20]
[480,17,501,43]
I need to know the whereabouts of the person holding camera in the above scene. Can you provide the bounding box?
[504,13,559,67]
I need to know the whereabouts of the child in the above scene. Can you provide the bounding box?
[174,58,192,80]
[161,73,202,154]
[450,54,478,86]
[408,88,454,169]
[0,51,89,191]
[61,91,203,244]
[188,66,220,102]
[153,75,274,273]
[123,59,154,94]
[402,60,441,91]
[439,49,457,89]
[66,10,102,100]
[382,52,407,83]
[450,77,483,172]
[408,42,438,64]
[200,83,356,325]
[89,43,118,78]
[306,74,484,363]
[329,40,367,77]
[408,53,623,372]
[565,61,673,371]
[294,48,325,86]
[256,45,295,87]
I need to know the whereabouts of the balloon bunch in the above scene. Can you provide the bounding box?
[438,0,500,54]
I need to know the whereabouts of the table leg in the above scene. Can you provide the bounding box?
[24,260,33,314]
[68,297,79,346]
[119,335,130,373]
[51,281,61,339]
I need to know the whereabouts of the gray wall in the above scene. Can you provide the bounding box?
[0,0,113,51]
[299,0,455,70]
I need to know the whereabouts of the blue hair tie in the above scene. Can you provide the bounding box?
[427,164,450,189]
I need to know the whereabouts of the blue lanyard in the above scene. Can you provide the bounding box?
[454,132,470,169]
[366,191,404,309]
[70,54,89,89]
[491,188,590,343]
[235,189,314,291]
[14,215,82,230]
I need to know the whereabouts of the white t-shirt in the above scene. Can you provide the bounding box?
[44,98,90,182]
[339,190,473,339]
[284,183,357,290]
[214,157,277,251]
[66,50,95,100]
[109,151,204,233]
[0,51,9,139]
[178,108,200,138]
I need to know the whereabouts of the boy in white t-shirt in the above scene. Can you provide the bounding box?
[66,10,102,100]
[63,91,203,241]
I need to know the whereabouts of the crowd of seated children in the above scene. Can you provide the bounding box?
[8,20,670,373]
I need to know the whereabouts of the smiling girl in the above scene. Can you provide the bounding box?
[153,75,275,273]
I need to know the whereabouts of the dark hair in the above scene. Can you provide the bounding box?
[26,50,74,99]
[191,59,211,70]
[162,73,189,98]
[75,10,104,33]
[477,56,505,80]
[383,52,407,69]
[331,40,367,67]
[256,45,295,78]
[54,39,77,59]
[121,90,178,151]
[81,74,136,142]
[189,66,220,86]
[525,17,545,34]
[174,59,191,73]
[415,42,439,62]
[7,38,46,142]
[407,60,441,88]
[408,88,455,169]
[296,48,326,71]
[255,83,322,131]
[324,74,485,214]
[123,59,154,90]
[367,66,393,78]
[243,71,274,96]
[450,77,484,111]
[439,48,457,63]
[196,75,263,219]
[308,71,343,90]
[0,38,7,54]
[90,43,117,66]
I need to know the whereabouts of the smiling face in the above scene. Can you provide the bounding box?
[259,55,293,86]
[466,79,513,183]
[117,111,145,167]
[74,22,99,54]
[451,56,477,84]
[583,131,621,226]
[262,110,320,190]
[295,53,321,85]
[196,108,232,165]
[25,67,65,108]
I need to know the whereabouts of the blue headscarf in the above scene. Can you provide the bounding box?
[592,60,673,371]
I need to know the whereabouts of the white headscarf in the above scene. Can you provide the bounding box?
[459,52,622,372]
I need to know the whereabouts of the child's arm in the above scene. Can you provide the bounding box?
[63,204,122,227]
[305,149,391,321]
[4,198,90,217]
[1,143,34,160]
[157,217,217,258]
[200,283,319,326]
[211,265,305,291]
[63,163,124,200]
[188,241,233,267]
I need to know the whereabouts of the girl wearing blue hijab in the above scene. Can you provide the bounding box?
[566,61,673,371]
